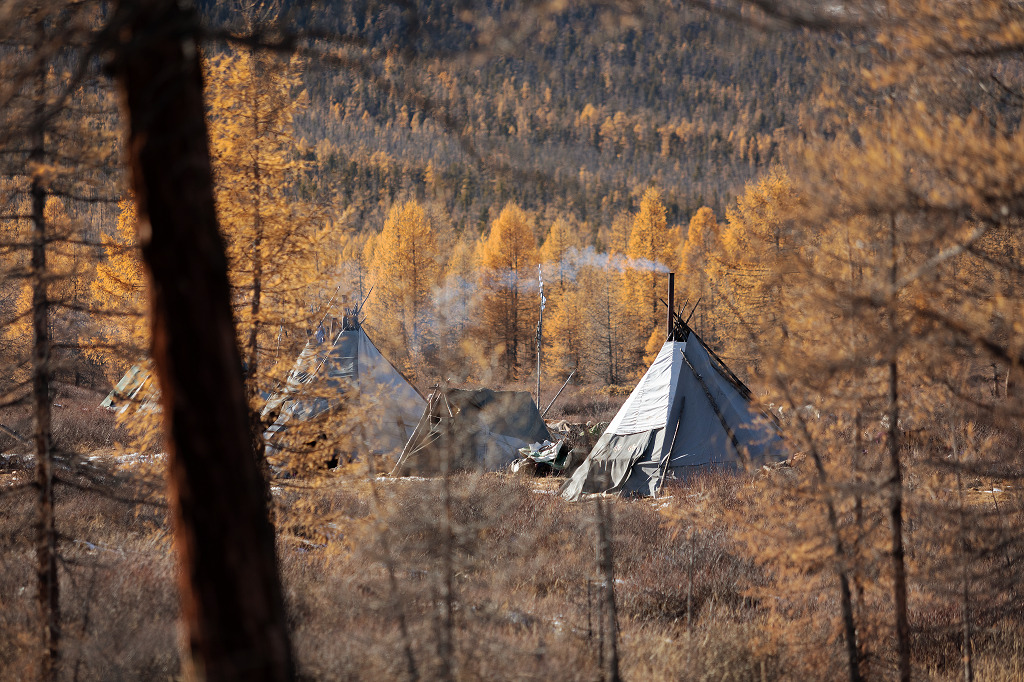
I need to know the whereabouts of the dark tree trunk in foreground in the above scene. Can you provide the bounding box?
[109,2,294,679]
[888,354,911,682]
[594,496,621,682]
[888,214,911,682]
[31,59,59,681]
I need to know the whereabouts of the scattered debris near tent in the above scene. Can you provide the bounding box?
[510,439,571,476]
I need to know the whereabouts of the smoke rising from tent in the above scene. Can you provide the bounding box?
[561,246,671,276]
[477,246,671,292]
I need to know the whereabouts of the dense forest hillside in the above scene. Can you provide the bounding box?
[204,1,824,233]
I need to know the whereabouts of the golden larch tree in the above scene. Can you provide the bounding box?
[579,264,629,385]
[622,187,671,370]
[599,210,631,255]
[207,49,324,407]
[679,206,721,342]
[85,197,148,380]
[367,200,441,367]
[0,183,31,358]
[544,285,587,381]
[431,229,482,380]
[45,198,89,311]
[642,326,666,366]
[714,168,801,367]
[540,216,580,300]
[479,202,539,379]
[336,228,373,304]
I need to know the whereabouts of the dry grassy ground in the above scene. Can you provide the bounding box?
[1,460,1022,681]
[1,385,1022,680]
[0,383,126,457]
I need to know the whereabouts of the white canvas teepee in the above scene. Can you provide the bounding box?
[560,325,786,500]
[262,312,426,457]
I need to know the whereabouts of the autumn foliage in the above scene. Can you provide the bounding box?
[4,2,1024,681]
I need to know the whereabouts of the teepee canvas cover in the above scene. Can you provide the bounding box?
[262,314,425,456]
[391,388,552,475]
[560,328,785,500]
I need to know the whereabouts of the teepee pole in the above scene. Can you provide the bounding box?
[391,390,438,475]
[356,285,374,317]
[667,272,675,341]
[542,369,576,417]
[688,326,753,401]
[654,396,683,497]
[313,284,342,334]
[536,265,545,407]
[685,297,702,326]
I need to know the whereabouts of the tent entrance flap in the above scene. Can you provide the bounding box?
[558,430,659,499]
[619,428,668,497]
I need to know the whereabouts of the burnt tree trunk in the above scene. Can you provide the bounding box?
[954,439,974,682]
[366,455,419,682]
[110,2,293,679]
[779,389,863,682]
[436,417,456,682]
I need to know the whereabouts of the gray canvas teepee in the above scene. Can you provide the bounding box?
[560,302,785,501]
[262,312,426,458]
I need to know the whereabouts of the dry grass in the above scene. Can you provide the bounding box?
[0,383,128,455]
[0,463,175,682]
[544,383,626,424]
[1,463,1023,680]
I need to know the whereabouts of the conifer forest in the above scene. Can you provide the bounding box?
[3,1,1024,680]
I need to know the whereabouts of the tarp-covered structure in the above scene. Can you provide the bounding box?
[560,324,785,500]
[100,363,160,413]
[391,388,552,475]
[262,314,425,458]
